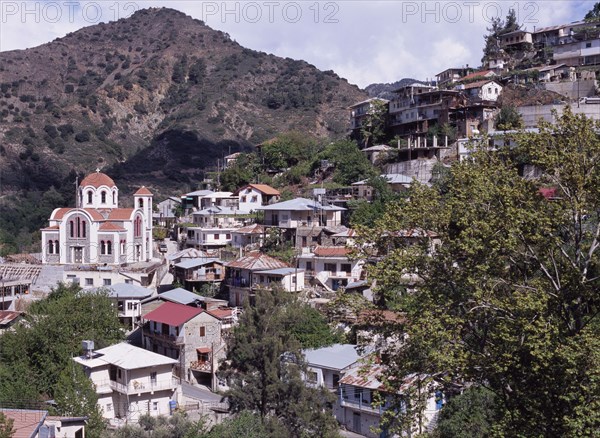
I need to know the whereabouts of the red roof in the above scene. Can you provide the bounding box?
[51,208,105,221]
[134,186,153,196]
[460,70,496,81]
[80,171,116,188]
[41,225,60,231]
[108,208,135,220]
[143,301,203,326]
[99,222,126,232]
[196,346,212,353]
[313,246,350,257]
[539,187,558,199]
[207,308,234,319]
[235,184,280,196]
[0,409,47,438]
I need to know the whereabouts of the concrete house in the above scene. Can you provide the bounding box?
[172,257,225,292]
[73,342,178,423]
[352,173,413,201]
[258,198,345,229]
[225,251,289,306]
[298,246,364,291]
[457,80,502,102]
[141,301,224,390]
[235,184,281,212]
[98,283,154,330]
[231,223,265,249]
[252,267,305,293]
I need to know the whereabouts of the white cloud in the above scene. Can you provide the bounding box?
[0,1,589,88]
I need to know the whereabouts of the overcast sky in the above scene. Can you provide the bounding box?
[0,1,595,88]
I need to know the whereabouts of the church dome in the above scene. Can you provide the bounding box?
[80,171,116,188]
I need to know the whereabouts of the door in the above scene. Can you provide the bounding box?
[352,412,361,433]
[73,247,83,263]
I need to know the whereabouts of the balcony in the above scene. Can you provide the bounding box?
[190,360,212,373]
[110,377,179,395]
[143,327,184,345]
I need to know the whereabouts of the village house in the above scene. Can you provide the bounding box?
[147,287,227,309]
[361,144,393,164]
[499,29,533,49]
[258,197,345,229]
[171,257,225,292]
[225,251,289,306]
[184,226,235,250]
[234,183,281,212]
[352,173,413,201]
[63,261,161,288]
[95,283,154,330]
[141,301,225,390]
[251,267,305,293]
[349,97,389,134]
[154,196,181,228]
[224,152,241,168]
[41,171,154,265]
[298,246,364,292]
[73,341,178,423]
[456,80,503,102]
[435,67,474,87]
[0,276,32,310]
[231,223,265,249]
[0,408,87,438]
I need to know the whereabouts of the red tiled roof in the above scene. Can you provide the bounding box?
[460,70,496,81]
[80,172,116,188]
[196,346,211,353]
[108,208,135,220]
[234,184,280,196]
[0,409,47,438]
[134,186,153,196]
[99,222,126,232]
[50,208,105,221]
[234,224,265,234]
[313,246,350,257]
[225,251,288,270]
[207,308,233,319]
[143,301,203,326]
[463,79,500,89]
[41,225,60,231]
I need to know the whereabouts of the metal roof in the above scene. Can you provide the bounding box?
[0,311,22,327]
[159,288,204,305]
[257,197,346,212]
[254,267,304,276]
[225,251,289,271]
[233,224,265,235]
[104,283,153,299]
[0,409,47,438]
[352,173,413,186]
[304,344,363,370]
[143,301,203,326]
[184,190,214,197]
[73,342,177,370]
[174,257,222,270]
[168,248,209,261]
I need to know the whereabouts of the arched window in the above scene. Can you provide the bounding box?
[76,217,81,238]
[55,240,60,255]
[87,190,93,204]
[101,240,106,255]
[101,191,107,204]
[107,240,112,255]
[69,221,74,238]
[134,216,142,237]
[138,198,144,208]
[81,220,86,238]
[48,240,54,254]
[112,191,116,204]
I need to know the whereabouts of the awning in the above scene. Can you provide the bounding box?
[196,347,211,353]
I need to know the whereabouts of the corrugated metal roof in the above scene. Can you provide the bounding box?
[353,173,413,186]
[73,342,177,370]
[233,224,265,235]
[174,257,222,270]
[225,251,289,271]
[254,267,303,276]
[159,288,204,305]
[143,301,203,326]
[185,190,214,197]
[339,363,386,390]
[304,344,363,370]
[168,248,209,261]
[0,311,22,326]
[102,283,153,299]
[257,198,345,211]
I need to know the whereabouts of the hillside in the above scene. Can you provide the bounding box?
[0,7,367,253]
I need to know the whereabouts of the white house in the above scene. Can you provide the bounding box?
[298,246,364,291]
[231,223,265,249]
[102,283,153,330]
[458,80,502,101]
[234,184,281,212]
[41,171,153,265]
[185,227,235,250]
[73,342,178,423]
[252,267,305,292]
[258,198,345,229]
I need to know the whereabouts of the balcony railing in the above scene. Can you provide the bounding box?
[190,360,212,373]
[95,377,179,395]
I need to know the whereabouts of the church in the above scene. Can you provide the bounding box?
[41,171,153,265]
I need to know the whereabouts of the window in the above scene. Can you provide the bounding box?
[354,387,363,400]
[251,196,257,202]
[307,371,318,384]
[306,261,312,271]
[117,368,122,379]
[586,42,592,48]
[85,278,93,286]
[241,196,246,202]
[87,190,93,204]
[150,372,157,384]
[120,240,126,253]
[134,216,142,237]
[127,302,135,310]
[69,221,74,238]
[48,240,54,254]
[55,240,60,254]
[112,191,116,204]
[199,326,206,337]
[101,241,106,255]
[103,278,111,286]
[106,403,113,412]
[324,263,336,272]
[332,374,340,389]
[101,191,106,204]
[214,234,219,240]
[107,240,112,255]
[125,279,133,284]
[81,220,86,238]
[226,233,231,239]
[341,263,351,274]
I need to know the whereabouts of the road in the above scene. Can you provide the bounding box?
[181,381,225,403]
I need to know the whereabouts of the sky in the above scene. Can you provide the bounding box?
[0,1,595,88]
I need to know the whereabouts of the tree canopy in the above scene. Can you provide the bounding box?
[357,107,600,436]
[221,287,340,437]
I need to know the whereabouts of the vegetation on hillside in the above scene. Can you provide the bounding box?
[356,108,600,435]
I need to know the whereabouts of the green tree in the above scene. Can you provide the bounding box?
[585,2,600,21]
[503,8,519,33]
[0,283,124,407]
[219,153,261,191]
[435,386,498,438]
[318,140,377,186]
[203,411,269,438]
[0,412,14,438]
[358,107,600,436]
[53,365,105,438]
[359,99,388,147]
[349,175,405,227]
[222,287,339,437]
[481,16,503,64]
[495,105,524,130]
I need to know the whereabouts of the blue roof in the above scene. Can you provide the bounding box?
[159,288,204,305]
[304,344,364,370]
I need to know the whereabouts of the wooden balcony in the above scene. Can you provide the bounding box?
[190,360,212,373]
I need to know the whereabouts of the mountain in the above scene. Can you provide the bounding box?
[365,78,429,100]
[0,7,367,196]
[0,7,368,254]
